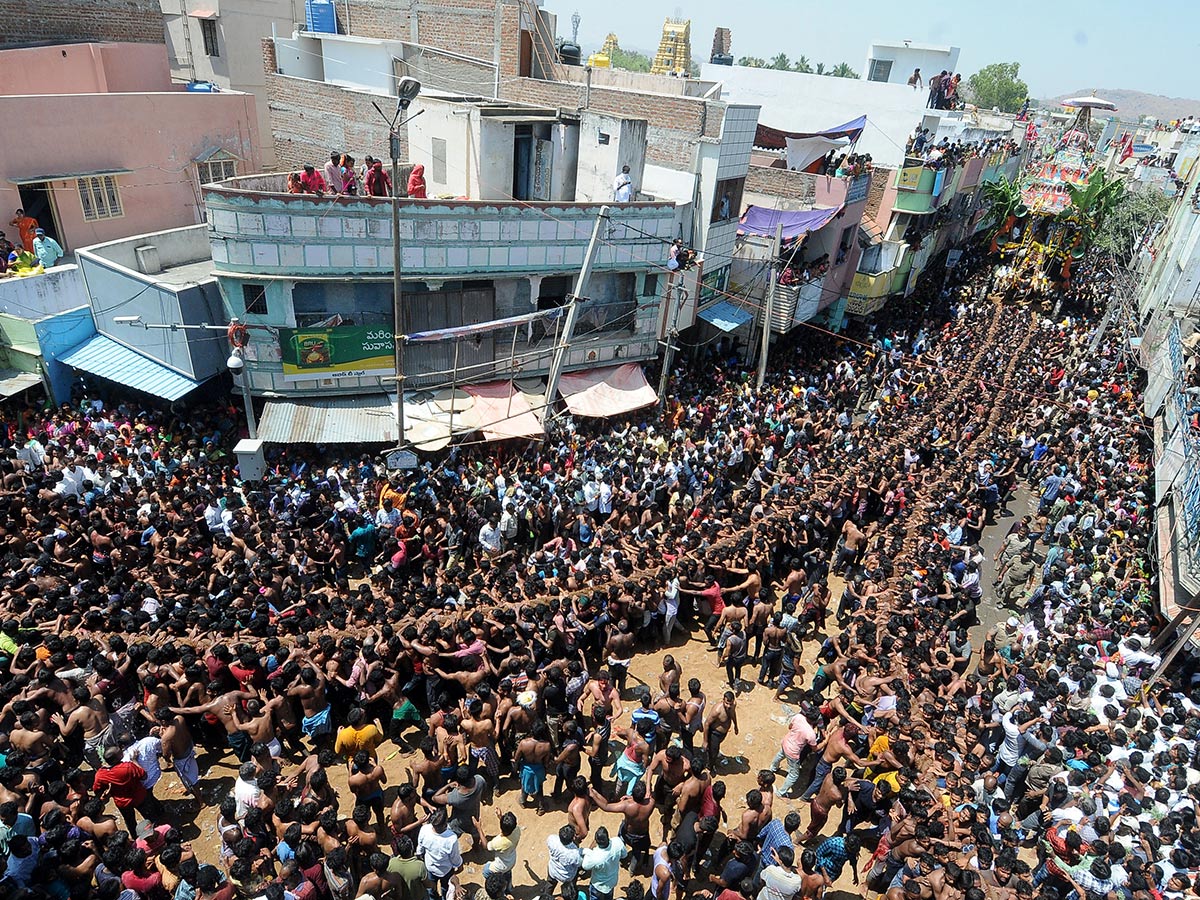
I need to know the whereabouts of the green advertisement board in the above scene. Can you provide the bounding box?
[279,326,395,382]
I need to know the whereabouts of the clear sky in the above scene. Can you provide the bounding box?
[565,0,1196,100]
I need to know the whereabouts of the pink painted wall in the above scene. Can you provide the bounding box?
[0,42,171,96]
[0,90,261,250]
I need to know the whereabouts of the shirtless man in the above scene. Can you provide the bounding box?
[748,594,775,663]
[53,687,113,767]
[704,691,739,769]
[605,621,637,697]
[9,712,56,775]
[288,662,332,749]
[231,696,286,758]
[681,679,706,754]
[715,788,768,869]
[568,775,592,841]
[646,744,691,842]
[801,722,866,801]
[758,613,788,687]
[432,654,494,696]
[515,720,554,813]
[658,656,683,697]
[723,556,763,603]
[460,698,499,801]
[410,735,447,801]
[590,780,656,875]
[837,521,868,575]
[155,708,200,799]
[578,669,623,721]
[171,682,256,762]
[799,766,849,843]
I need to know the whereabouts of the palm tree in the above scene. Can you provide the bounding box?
[1061,170,1126,246]
[738,56,766,68]
[814,62,826,76]
[792,55,813,74]
[979,175,1023,237]
[830,62,858,79]
[770,53,791,70]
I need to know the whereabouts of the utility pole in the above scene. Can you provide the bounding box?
[544,205,610,437]
[657,278,687,408]
[372,78,423,447]
[757,222,783,389]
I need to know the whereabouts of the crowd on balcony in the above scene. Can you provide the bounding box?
[0,238,1189,900]
[815,152,873,179]
[284,150,428,200]
[906,131,1022,170]
[778,237,831,285]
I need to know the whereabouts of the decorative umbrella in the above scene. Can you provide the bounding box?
[1060,95,1118,110]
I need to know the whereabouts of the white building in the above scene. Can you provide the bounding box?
[863,40,960,86]
[159,0,301,167]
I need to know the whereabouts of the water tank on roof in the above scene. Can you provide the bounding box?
[710,52,733,66]
[587,52,611,68]
[559,41,582,66]
[305,0,338,34]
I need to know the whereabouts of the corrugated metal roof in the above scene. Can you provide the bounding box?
[0,370,43,397]
[698,300,754,332]
[258,395,398,444]
[60,335,204,402]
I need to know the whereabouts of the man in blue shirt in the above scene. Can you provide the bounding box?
[32,228,63,268]
[349,516,378,562]
[758,810,802,870]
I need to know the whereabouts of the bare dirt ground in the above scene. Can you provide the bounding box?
[137,486,1031,899]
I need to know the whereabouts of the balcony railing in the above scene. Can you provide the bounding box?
[201,175,677,279]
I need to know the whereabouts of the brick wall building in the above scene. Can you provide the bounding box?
[500,77,724,170]
[0,0,164,47]
[263,40,410,170]
[334,0,528,77]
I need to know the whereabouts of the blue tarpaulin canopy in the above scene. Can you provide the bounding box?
[698,300,754,332]
[738,204,843,241]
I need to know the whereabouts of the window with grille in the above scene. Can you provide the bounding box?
[77,175,123,221]
[200,18,220,57]
[242,284,268,316]
[867,59,893,82]
[197,158,238,186]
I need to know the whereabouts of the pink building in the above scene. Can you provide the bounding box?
[0,41,261,253]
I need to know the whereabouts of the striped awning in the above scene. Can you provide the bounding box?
[60,335,205,401]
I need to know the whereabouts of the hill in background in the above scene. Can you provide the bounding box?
[1051,89,1200,123]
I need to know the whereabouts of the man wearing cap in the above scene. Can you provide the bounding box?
[32,228,63,269]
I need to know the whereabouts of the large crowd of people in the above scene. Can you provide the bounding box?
[0,241,1190,900]
[905,132,1022,170]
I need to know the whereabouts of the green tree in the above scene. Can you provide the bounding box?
[791,55,813,73]
[979,175,1023,236]
[608,47,652,72]
[738,56,766,68]
[1059,169,1128,249]
[1094,187,1171,263]
[770,52,791,70]
[966,62,1029,113]
[830,62,858,79]
[814,61,826,75]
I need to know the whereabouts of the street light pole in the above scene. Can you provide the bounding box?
[233,351,258,439]
[391,127,406,448]
[372,77,423,448]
